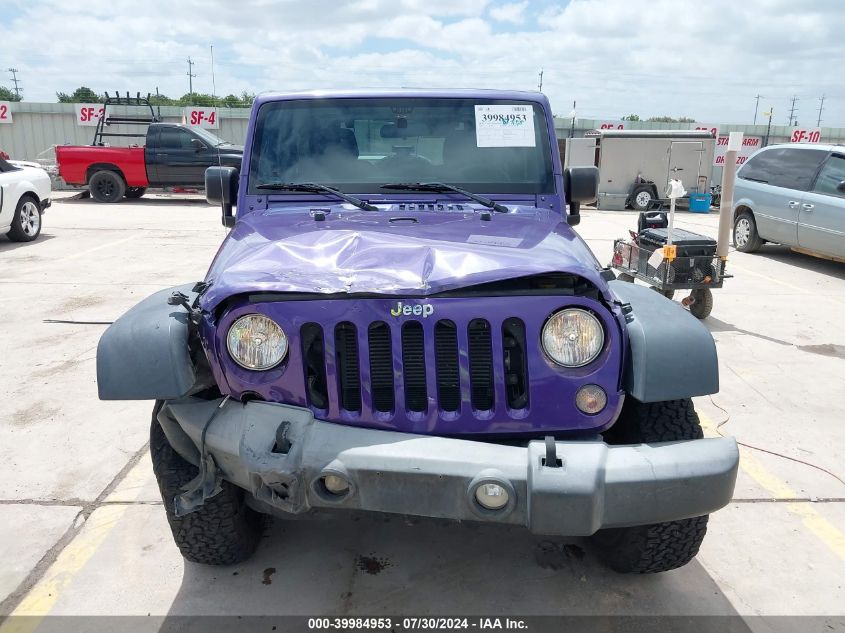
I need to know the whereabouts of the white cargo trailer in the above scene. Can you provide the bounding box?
[584,130,716,211]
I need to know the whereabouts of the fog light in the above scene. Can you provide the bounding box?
[323,475,350,495]
[474,483,509,510]
[575,384,607,414]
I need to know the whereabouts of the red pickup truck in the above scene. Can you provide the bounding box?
[56,122,243,202]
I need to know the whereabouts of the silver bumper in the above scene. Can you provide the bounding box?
[159,398,739,536]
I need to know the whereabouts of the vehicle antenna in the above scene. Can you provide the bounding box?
[210,43,227,232]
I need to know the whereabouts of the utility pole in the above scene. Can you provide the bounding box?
[763,108,774,147]
[817,95,825,127]
[753,94,763,125]
[186,57,197,104]
[787,95,799,126]
[537,68,544,92]
[569,101,576,139]
[7,68,22,100]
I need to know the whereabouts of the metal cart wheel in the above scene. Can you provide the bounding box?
[688,288,713,319]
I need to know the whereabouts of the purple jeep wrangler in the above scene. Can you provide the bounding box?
[97,89,738,574]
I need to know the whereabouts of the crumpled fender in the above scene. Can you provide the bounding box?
[608,280,719,403]
[97,284,199,400]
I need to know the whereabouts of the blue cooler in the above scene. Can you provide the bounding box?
[688,193,713,213]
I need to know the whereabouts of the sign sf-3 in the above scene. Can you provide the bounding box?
[390,301,434,318]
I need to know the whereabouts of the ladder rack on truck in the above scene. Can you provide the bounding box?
[92,92,160,146]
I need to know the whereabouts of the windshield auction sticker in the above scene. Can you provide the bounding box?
[475,105,536,147]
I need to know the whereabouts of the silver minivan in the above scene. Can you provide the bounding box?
[733,144,845,258]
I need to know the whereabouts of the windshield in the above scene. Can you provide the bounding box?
[193,127,227,146]
[248,98,554,195]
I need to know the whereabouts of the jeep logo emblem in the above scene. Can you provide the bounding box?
[390,301,434,318]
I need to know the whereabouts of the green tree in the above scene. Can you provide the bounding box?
[621,114,640,121]
[240,91,256,106]
[149,93,178,106]
[0,86,22,102]
[646,115,695,123]
[56,86,103,103]
[179,92,216,107]
[220,94,243,108]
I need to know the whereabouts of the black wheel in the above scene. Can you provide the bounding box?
[89,170,126,203]
[125,187,147,199]
[688,288,713,319]
[650,285,675,300]
[733,211,763,253]
[7,195,42,242]
[593,398,709,573]
[630,185,654,211]
[151,404,264,565]
[617,272,635,283]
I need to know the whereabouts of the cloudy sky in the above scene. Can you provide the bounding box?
[2,0,844,127]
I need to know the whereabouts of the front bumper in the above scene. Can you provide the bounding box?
[159,397,739,536]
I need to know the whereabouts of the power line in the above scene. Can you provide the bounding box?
[7,68,22,99]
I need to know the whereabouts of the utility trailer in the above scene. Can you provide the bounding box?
[585,130,717,211]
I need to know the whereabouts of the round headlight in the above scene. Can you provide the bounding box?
[542,308,604,367]
[227,314,288,370]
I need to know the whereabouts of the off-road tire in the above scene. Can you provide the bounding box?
[688,288,713,319]
[89,170,126,203]
[7,195,42,242]
[125,187,147,199]
[630,185,654,211]
[150,404,263,565]
[593,398,709,573]
[733,211,763,253]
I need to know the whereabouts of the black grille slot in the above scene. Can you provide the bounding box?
[368,322,394,412]
[502,318,529,410]
[401,321,427,412]
[300,323,328,410]
[434,320,460,412]
[468,319,494,411]
[335,322,361,412]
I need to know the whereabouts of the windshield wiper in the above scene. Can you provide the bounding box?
[380,182,509,213]
[256,182,378,212]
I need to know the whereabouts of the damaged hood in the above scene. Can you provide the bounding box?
[201,204,606,310]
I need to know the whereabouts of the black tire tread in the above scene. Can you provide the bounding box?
[89,169,126,203]
[125,186,147,199]
[734,211,763,253]
[7,194,40,242]
[150,406,263,565]
[689,288,714,319]
[630,185,654,211]
[594,398,708,573]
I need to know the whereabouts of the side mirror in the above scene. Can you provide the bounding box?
[564,166,599,226]
[191,138,206,152]
[206,166,238,227]
[837,180,845,193]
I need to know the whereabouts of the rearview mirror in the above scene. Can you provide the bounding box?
[206,166,239,227]
[564,166,599,226]
[191,138,206,152]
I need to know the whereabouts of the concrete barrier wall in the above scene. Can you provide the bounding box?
[2,101,843,164]
[0,102,249,161]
